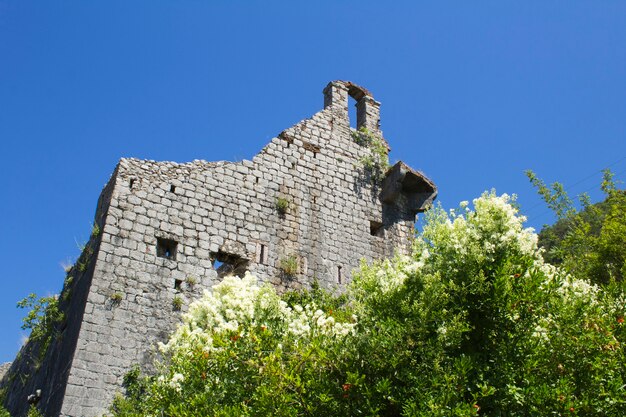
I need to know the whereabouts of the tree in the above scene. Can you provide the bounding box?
[527,169,626,284]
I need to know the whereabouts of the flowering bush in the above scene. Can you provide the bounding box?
[348,192,625,415]
[111,192,626,416]
[112,273,357,416]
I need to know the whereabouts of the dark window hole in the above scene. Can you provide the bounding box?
[337,266,343,284]
[370,221,384,237]
[170,185,176,193]
[174,279,182,291]
[157,237,178,260]
[129,179,135,189]
[257,244,267,264]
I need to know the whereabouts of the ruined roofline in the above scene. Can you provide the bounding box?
[118,81,384,170]
[323,80,390,154]
[382,161,438,213]
[326,80,376,103]
[385,161,437,193]
[118,157,236,168]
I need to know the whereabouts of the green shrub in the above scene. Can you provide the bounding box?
[110,292,123,304]
[27,405,43,417]
[279,255,299,276]
[275,197,289,214]
[185,276,198,287]
[172,296,183,311]
[351,126,389,180]
[91,222,101,237]
[17,293,65,363]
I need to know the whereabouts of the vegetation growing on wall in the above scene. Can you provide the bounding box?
[110,192,626,416]
[12,221,103,370]
[275,197,289,215]
[16,293,65,366]
[278,255,299,276]
[172,296,183,311]
[351,127,389,181]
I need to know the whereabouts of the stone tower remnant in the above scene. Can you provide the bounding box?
[1,81,436,416]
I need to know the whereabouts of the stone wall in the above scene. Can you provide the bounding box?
[1,81,436,417]
[0,363,10,384]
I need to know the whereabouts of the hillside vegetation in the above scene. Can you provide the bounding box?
[528,169,626,285]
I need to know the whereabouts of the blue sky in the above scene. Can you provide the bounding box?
[1,2,625,363]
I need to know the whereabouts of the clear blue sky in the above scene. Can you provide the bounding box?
[1,1,625,363]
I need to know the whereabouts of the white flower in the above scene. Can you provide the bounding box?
[169,373,184,392]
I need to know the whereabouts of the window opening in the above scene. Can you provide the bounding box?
[370,221,384,237]
[129,179,135,189]
[156,237,178,260]
[170,185,176,193]
[337,266,343,284]
[210,251,249,278]
[348,96,358,129]
[258,244,267,264]
[174,279,182,291]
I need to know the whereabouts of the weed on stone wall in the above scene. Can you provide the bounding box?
[172,296,183,311]
[185,276,197,288]
[275,197,289,215]
[110,292,123,305]
[16,294,65,366]
[91,222,101,238]
[279,255,299,276]
[351,127,389,182]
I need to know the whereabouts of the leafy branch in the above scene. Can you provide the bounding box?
[17,293,65,364]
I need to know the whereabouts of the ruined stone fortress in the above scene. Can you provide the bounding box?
[1,81,436,416]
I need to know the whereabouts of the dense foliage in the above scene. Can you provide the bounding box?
[111,192,625,416]
[527,169,626,284]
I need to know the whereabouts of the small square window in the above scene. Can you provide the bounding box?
[157,237,178,260]
[370,221,384,237]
